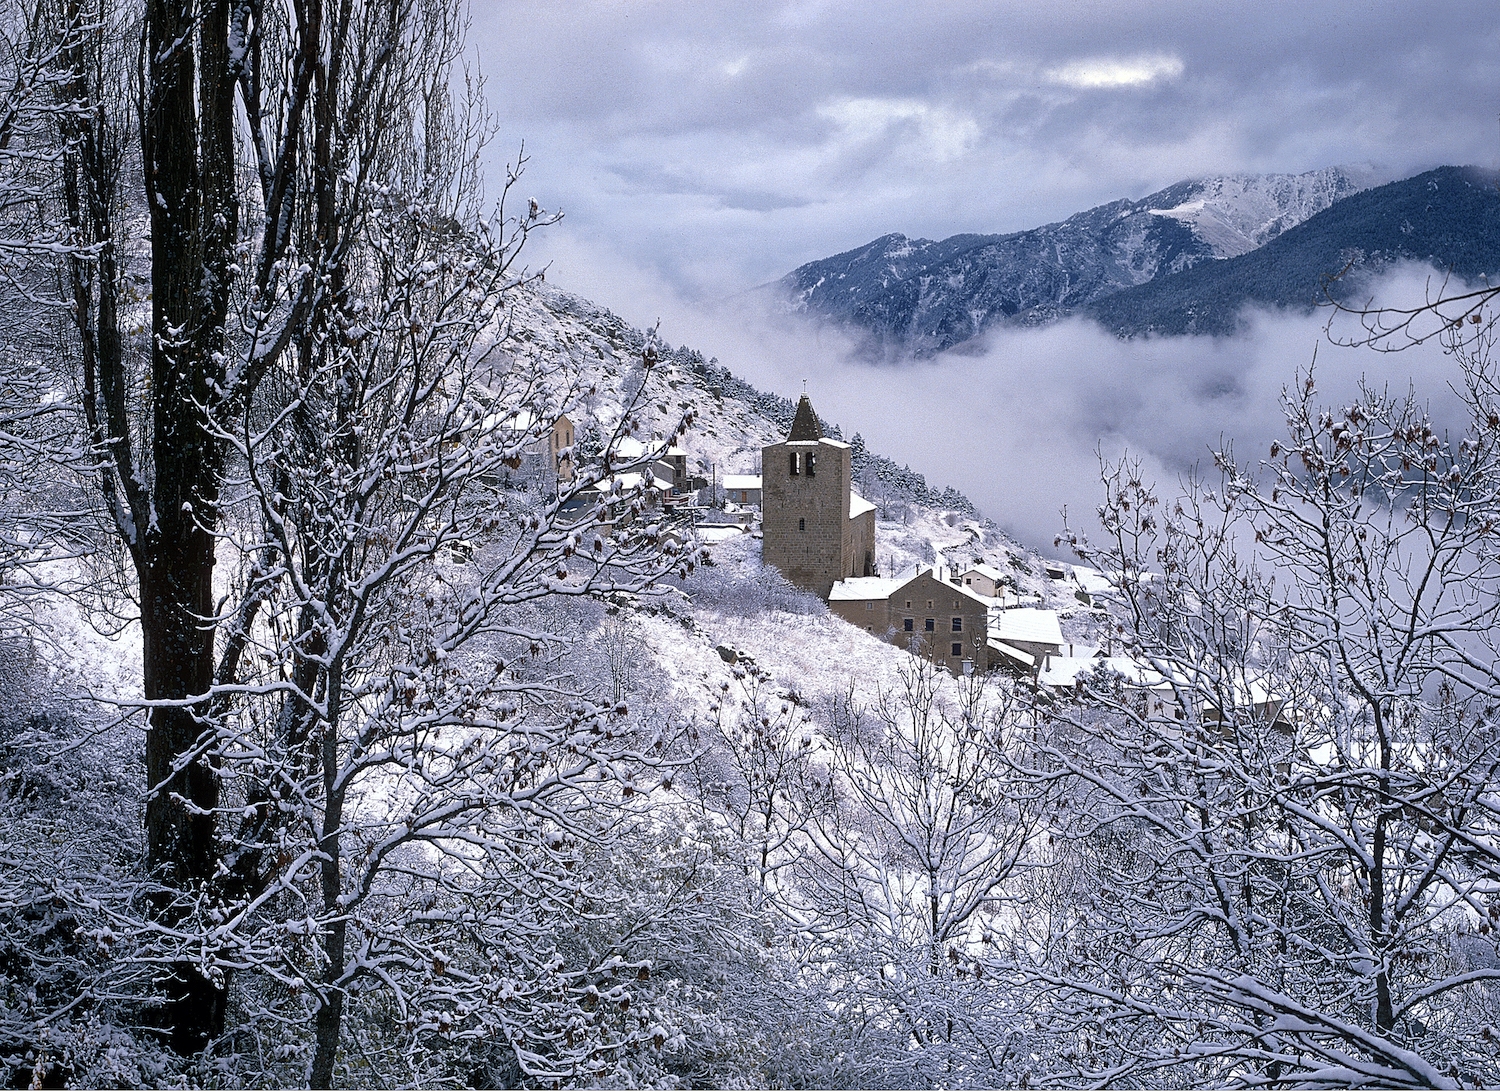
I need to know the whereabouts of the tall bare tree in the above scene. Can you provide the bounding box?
[51,0,611,1058]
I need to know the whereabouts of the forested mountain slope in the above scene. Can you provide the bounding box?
[768,167,1373,355]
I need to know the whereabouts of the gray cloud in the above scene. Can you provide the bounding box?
[477,0,1500,298]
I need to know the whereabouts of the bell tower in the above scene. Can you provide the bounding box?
[762,394,869,598]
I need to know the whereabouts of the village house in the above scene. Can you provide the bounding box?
[957,562,1009,598]
[988,607,1064,675]
[498,409,575,490]
[828,566,993,674]
[722,473,762,507]
[761,394,876,598]
[826,576,905,636]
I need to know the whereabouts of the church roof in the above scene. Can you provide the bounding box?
[788,394,823,441]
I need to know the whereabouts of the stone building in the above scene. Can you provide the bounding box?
[761,394,876,598]
[828,566,993,675]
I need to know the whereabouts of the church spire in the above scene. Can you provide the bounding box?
[788,393,823,441]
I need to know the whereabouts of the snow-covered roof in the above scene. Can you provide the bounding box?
[1038,655,1168,690]
[828,577,905,602]
[991,608,1063,647]
[988,641,1034,668]
[589,471,671,494]
[612,436,648,461]
[699,526,745,543]
[849,491,875,519]
[500,408,540,432]
[723,474,762,491]
[494,408,569,433]
[908,567,993,609]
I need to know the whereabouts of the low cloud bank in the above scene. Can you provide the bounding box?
[541,237,1464,552]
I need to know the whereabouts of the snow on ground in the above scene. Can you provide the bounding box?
[22,561,142,706]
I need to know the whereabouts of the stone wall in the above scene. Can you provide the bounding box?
[887,571,991,674]
[828,595,892,636]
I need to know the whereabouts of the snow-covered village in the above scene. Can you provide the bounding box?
[2,2,1500,1089]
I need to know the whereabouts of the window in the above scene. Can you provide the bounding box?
[905,600,911,609]
[952,643,963,657]
[904,618,914,632]
[798,518,805,532]
[789,452,799,476]
[925,618,935,632]
[806,453,817,477]
[926,600,933,610]
[952,617,962,632]
[865,601,873,611]
[953,599,960,608]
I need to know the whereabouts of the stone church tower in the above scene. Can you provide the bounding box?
[762,394,876,598]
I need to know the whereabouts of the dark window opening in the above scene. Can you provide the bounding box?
[952,643,963,657]
[952,617,962,632]
[798,517,805,532]
[806,453,817,477]
[789,452,799,476]
[925,618,935,632]
[904,618,914,632]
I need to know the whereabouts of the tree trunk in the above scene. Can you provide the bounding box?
[309,724,346,1088]
[139,0,236,1052]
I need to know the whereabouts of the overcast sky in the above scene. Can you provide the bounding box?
[476,0,1500,303]
[471,2,1500,550]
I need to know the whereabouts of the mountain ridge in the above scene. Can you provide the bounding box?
[769,166,1378,356]
[1086,165,1500,337]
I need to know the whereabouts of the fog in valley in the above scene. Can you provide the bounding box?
[539,238,1464,549]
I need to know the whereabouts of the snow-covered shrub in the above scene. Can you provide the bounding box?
[672,538,825,618]
[0,646,173,1089]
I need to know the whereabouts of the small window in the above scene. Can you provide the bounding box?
[789,452,800,476]
[904,618,914,632]
[925,618,935,632]
[953,599,960,608]
[806,453,817,477]
[927,600,933,610]
[952,617,962,632]
[798,517,805,532]
[965,577,972,585]
[866,601,874,611]
[951,643,963,657]
[905,600,911,609]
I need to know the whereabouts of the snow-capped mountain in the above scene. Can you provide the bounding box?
[769,167,1377,356]
[1088,166,1500,337]
[1143,169,1383,258]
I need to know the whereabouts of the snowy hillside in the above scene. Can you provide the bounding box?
[394,278,1116,705]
